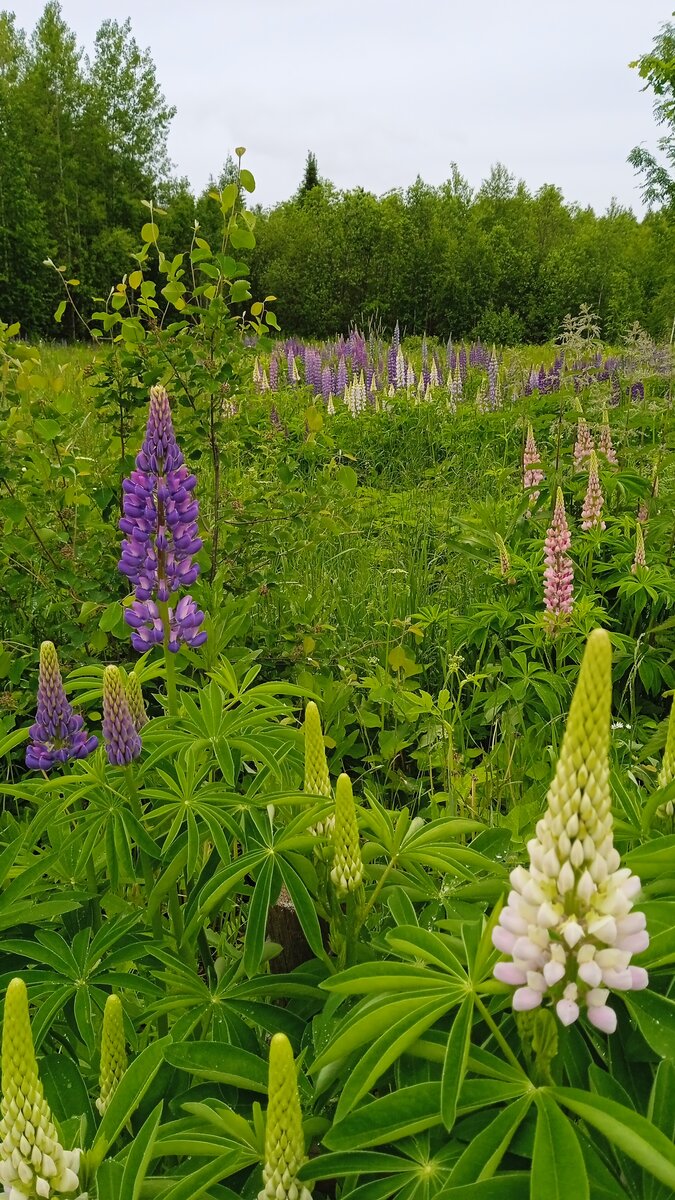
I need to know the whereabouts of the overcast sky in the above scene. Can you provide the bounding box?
[15,1,671,214]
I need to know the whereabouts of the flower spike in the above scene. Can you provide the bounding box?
[102,666,142,766]
[492,630,649,1031]
[330,773,363,896]
[258,1034,312,1200]
[26,642,97,772]
[0,978,81,1197]
[304,702,333,837]
[96,995,127,1116]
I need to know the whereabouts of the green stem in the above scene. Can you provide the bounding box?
[157,599,179,716]
[86,854,101,932]
[361,859,396,922]
[474,992,528,1078]
[126,767,168,1035]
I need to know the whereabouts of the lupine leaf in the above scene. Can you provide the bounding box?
[552,1088,675,1191]
[532,1092,589,1200]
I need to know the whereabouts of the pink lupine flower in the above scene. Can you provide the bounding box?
[598,406,618,466]
[573,415,594,469]
[637,499,649,524]
[492,629,649,1032]
[581,451,605,531]
[523,423,544,501]
[631,522,646,573]
[543,488,574,628]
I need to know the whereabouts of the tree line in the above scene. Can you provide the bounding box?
[2,3,674,344]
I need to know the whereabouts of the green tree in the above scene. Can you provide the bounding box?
[629,18,675,207]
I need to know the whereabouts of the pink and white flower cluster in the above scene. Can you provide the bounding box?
[581,451,606,531]
[523,423,544,501]
[493,629,649,1033]
[544,488,574,622]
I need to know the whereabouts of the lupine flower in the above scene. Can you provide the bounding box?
[573,415,594,469]
[657,692,675,817]
[630,381,644,403]
[487,346,500,409]
[330,773,363,896]
[26,642,97,772]
[637,499,649,524]
[125,672,148,731]
[492,629,649,1032]
[269,356,279,391]
[258,1034,312,1200]
[543,488,574,629]
[495,534,510,577]
[96,995,127,1116]
[304,701,333,837]
[118,387,206,653]
[0,978,81,1198]
[581,451,605,532]
[631,523,646,574]
[102,666,141,767]
[523,424,544,501]
[598,406,618,466]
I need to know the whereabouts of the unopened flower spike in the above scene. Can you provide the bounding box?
[330,773,363,897]
[631,522,646,574]
[96,995,127,1116]
[495,534,510,577]
[304,702,333,837]
[492,629,649,1033]
[125,672,148,731]
[258,1034,312,1200]
[26,642,97,772]
[0,978,81,1198]
[657,692,675,818]
[102,666,141,767]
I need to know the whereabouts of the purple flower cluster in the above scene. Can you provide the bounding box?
[119,386,206,654]
[26,642,97,771]
[102,666,141,766]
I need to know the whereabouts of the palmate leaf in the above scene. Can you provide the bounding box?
[436,1177,532,1198]
[89,1038,169,1166]
[441,994,474,1130]
[119,1101,163,1200]
[551,1087,675,1192]
[447,1095,534,1185]
[531,1093,589,1200]
[164,1043,268,1092]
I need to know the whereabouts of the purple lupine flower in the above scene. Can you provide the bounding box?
[336,356,347,396]
[387,346,397,386]
[609,371,621,407]
[102,666,141,766]
[488,347,499,409]
[446,336,453,369]
[544,489,574,628]
[26,642,98,771]
[269,356,279,391]
[630,381,644,403]
[581,451,605,532]
[321,365,333,403]
[125,595,207,653]
[392,321,400,355]
[459,345,467,381]
[119,386,206,653]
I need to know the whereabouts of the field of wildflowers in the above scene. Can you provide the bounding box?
[0,168,674,1199]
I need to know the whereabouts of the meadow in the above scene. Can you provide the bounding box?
[0,188,674,1200]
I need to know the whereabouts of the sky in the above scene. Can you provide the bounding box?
[15,0,672,214]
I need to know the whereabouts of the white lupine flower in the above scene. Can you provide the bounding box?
[493,630,649,1032]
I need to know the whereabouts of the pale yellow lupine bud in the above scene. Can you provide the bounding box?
[304,702,333,837]
[657,693,675,817]
[330,773,363,897]
[95,995,127,1117]
[125,673,148,732]
[0,979,81,1198]
[258,1034,312,1200]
